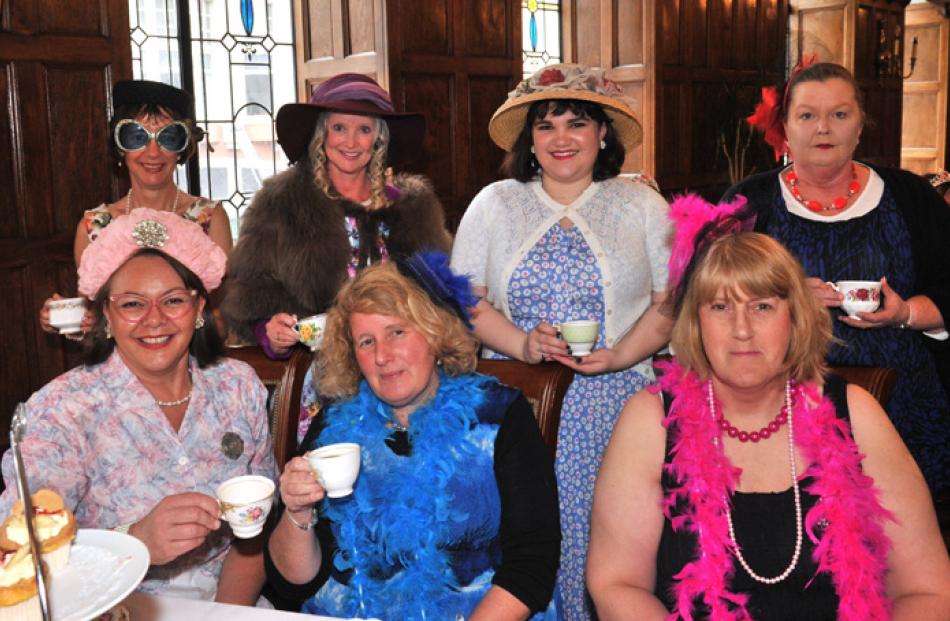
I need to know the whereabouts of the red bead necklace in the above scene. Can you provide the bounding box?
[717,405,789,442]
[785,163,861,213]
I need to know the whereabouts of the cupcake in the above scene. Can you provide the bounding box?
[0,490,75,574]
[0,546,40,621]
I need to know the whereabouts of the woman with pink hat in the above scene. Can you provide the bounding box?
[451,63,673,620]
[1,210,275,603]
[222,73,451,359]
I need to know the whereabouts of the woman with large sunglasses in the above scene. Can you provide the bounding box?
[2,209,275,603]
[39,80,232,338]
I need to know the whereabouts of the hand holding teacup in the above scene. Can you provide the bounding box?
[522,321,568,364]
[131,492,223,565]
[836,276,912,330]
[265,313,300,355]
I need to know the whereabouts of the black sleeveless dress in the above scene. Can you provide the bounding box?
[654,376,849,620]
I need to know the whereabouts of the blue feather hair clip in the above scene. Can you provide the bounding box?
[394,251,479,329]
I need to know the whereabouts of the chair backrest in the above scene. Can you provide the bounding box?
[223,346,313,471]
[829,366,897,409]
[476,359,574,457]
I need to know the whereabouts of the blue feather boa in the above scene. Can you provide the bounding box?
[302,372,509,620]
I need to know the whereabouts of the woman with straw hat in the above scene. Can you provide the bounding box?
[451,63,673,620]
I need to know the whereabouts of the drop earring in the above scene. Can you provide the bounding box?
[195,316,206,330]
[530,145,536,154]
[599,139,606,150]
[105,323,113,339]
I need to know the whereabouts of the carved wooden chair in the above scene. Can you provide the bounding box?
[476,359,574,457]
[829,366,897,409]
[224,346,313,471]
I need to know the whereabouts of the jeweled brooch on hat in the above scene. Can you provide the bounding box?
[132,220,168,248]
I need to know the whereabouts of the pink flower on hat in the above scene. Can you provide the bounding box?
[78,208,227,299]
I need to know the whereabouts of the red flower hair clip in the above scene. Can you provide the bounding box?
[746,54,817,161]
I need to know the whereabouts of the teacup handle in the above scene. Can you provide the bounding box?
[825,281,840,293]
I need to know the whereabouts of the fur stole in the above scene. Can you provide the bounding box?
[303,373,513,620]
[655,360,892,621]
[221,155,452,339]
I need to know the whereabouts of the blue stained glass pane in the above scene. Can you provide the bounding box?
[529,14,538,51]
[241,0,254,36]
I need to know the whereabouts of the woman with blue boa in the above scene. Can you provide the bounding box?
[265,254,562,620]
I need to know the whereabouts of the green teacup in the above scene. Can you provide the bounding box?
[559,320,599,356]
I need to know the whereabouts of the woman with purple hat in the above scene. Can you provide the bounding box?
[222,73,451,358]
[39,79,233,338]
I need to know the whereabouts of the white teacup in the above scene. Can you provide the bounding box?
[216,475,275,538]
[559,320,600,357]
[48,297,86,334]
[305,443,361,498]
[829,280,882,319]
[294,314,327,351]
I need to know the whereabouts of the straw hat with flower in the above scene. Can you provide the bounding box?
[488,63,643,153]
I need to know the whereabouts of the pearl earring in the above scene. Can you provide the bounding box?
[600,139,606,150]
[530,145,536,154]
[195,316,206,330]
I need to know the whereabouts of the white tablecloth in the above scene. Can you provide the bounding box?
[121,592,356,621]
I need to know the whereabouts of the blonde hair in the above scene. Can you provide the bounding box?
[671,233,832,383]
[308,112,391,211]
[317,262,478,398]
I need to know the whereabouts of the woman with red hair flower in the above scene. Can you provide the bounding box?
[730,61,950,502]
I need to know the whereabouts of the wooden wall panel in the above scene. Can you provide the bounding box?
[655,0,788,197]
[462,1,507,56]
[5,0,109,36]
[900,3,947,174]
[387,0,520,231]
[349,0,377,54]
[402,73,454,197]
[0,64,18,241]
[791,3,847,65]
[468,76,510,197]
[0,0,130,446]
[46,66,113,236]
[396,0,450,55]
[307,0,334,59]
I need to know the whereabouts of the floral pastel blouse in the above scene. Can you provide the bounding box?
[0,353,276,599]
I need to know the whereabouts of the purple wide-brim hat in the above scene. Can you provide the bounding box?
[276,73,425,165]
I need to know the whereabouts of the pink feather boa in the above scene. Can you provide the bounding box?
[654,360,893,621]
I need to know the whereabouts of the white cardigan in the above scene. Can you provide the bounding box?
[452,178,671,378]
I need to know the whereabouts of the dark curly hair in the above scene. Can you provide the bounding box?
[501,99,625,182]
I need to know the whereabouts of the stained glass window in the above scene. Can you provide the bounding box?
[128,0,295,238]
[522,0,562,77]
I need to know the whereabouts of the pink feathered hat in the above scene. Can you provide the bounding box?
[78,208,227,299]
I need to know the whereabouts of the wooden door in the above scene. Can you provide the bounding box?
[384,0,522,231]
[0,0,131,446]
[293,0,388,98]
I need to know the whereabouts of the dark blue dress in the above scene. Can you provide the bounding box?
[736,173,950,494]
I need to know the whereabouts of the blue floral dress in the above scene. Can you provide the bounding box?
[489,223,650,620]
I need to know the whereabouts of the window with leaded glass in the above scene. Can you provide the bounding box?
[522,0,562,77]
[127,0,295,238]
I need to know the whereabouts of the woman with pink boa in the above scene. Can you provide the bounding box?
[586,196,950,620]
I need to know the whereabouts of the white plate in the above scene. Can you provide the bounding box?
[48,528,150,621]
